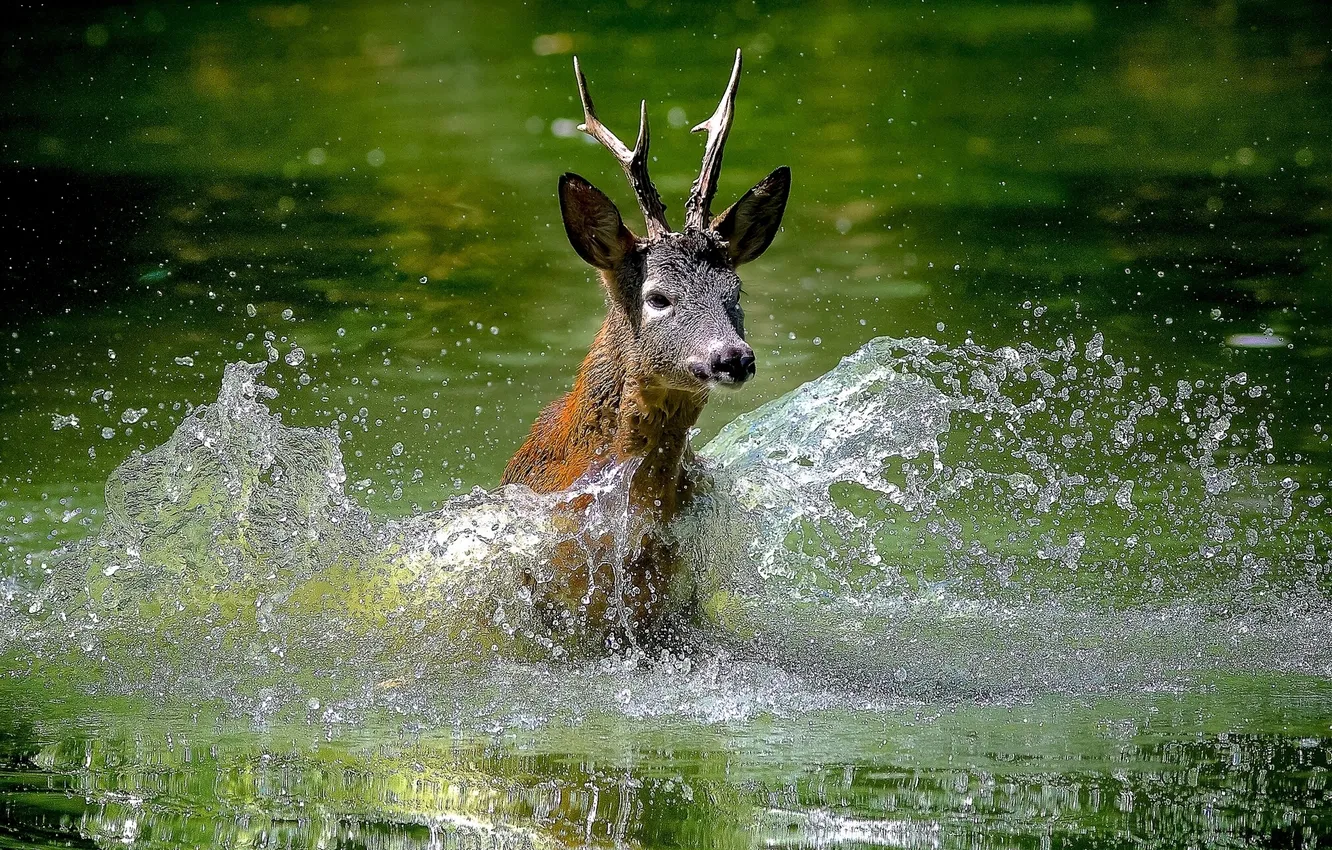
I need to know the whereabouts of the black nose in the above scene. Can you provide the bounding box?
[713,344,756,383]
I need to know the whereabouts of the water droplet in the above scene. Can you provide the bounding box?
[1084,333,1104,361]
[1226,333,1286,349]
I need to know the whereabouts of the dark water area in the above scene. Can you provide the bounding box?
[2,1,1331,847]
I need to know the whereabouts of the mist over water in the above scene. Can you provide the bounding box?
[6,335,1327,727]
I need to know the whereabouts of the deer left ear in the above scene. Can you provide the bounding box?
[559,172,635,270]
[711,166,791,266]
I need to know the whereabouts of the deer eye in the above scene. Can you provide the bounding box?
[644,292,672,311]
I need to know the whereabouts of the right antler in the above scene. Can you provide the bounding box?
[573,56,671,239]
[684,49,742,232]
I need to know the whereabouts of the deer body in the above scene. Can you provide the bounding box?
[501,52,790,646]
[503,316,704,515]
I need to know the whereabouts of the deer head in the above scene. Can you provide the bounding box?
[559,50,790,392]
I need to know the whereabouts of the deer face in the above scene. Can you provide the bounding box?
[559,168,790,392]
[639,232,750,390]
[555,50,790,393]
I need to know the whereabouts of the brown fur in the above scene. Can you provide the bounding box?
[501,286,707,640]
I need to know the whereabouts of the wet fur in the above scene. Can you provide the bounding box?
[502,169,789,645]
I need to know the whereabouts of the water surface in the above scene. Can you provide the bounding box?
[2,2,1331,847]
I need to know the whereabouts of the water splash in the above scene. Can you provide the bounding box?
[690,337,1331,695]
[3,337,1329,722]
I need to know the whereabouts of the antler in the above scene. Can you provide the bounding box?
[573,56,671,238]
[684,49,742,231]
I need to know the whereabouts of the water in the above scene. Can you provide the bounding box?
[5,335,1330,844]
[3,2,1331,847]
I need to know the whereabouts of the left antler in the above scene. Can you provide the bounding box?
[573,56,671,238]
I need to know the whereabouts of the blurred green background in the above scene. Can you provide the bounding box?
[3,1,1329,573]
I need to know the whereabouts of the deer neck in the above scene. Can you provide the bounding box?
[574,313,707,520]
[613,374,706,518]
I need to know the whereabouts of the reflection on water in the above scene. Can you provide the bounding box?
[2,684,1329,848]
[3,1,1331,847]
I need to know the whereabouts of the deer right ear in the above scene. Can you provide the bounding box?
[711,166,791,266]
[559,173,634,270]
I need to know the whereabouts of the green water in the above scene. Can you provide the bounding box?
[2,1,1331,847]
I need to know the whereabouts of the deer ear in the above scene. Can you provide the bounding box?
[711,166,790,266]
[559,173,634,270]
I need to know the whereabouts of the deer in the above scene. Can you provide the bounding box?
[501,50,790,650]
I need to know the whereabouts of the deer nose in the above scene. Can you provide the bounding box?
[713,343,756,384]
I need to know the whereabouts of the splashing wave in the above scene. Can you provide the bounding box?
[3,337,1329,723]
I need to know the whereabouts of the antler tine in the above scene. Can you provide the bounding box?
[572,56,670,238]
[685,49,743,231]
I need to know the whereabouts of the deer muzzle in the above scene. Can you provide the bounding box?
[688,342,755,386]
